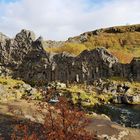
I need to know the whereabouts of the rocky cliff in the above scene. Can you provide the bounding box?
[0,29,140,85]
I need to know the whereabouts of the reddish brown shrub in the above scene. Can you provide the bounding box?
[11,97,97,140]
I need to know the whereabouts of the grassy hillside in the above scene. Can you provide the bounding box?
[45,24,140,63]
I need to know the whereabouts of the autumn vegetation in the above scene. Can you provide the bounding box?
[10,97,97,140]
[45,25,140,63]
[45,42,87,56]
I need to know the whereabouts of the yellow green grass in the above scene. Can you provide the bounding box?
[44,25,140,64]
[61,84,112,107]
[0,76,42,101]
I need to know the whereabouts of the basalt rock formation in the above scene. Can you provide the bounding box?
[0,29,140,85]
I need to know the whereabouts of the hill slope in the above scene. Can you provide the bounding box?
[45,24,140,63]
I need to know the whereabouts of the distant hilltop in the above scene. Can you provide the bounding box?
[45,24,140,64]
[87,24,140,34]
[68,24,140,42]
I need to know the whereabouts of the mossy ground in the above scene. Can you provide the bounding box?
[59,84,113,107]
[0,76,24,86]
[0,76,42,101]
[0,76,139,106]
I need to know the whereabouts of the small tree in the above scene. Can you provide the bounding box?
[11,97,97,140]
[44,97,95,140]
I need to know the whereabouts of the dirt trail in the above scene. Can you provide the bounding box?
[0,100,140,140]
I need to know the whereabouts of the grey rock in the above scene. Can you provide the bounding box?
[0,30,139,85]
[113,95,122,104]
[111,89,117,94]
[102,88,108,93]
[22,83,32,92]
[0,32,9,42]
[113,94,140,104]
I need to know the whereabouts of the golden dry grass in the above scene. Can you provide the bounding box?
[44,25,140,63]
[45,43,87,56]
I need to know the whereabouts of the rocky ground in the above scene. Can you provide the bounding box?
[0,100,140,140]
[93,78,140,104]
[0,77,140,139]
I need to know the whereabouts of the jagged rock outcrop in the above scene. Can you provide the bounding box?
[0,29,140,85]
[0,30,36,68]
[0,32,9,42]
[131,57,140,81]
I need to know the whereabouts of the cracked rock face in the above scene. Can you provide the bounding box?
[0,29,139,85]
[0,29,36,68]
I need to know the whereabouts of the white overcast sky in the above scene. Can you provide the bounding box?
[0,0,140,40]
